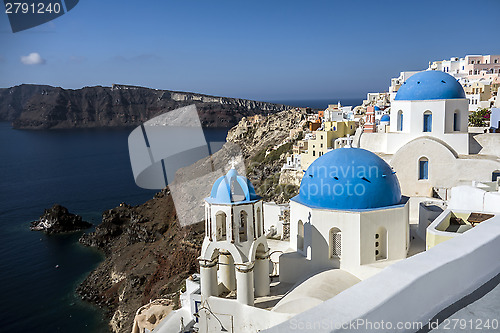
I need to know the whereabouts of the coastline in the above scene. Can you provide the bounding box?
[0,123,226,332]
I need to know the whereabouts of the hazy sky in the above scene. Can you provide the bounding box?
[1,0,500,101]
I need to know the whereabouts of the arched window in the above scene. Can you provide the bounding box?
[297,220,304,252]
[397,110,403,131]
[419,157,429,180]
[375,227,387,260]
[492,170,500,182]
[329,228,342,258]
[239,210,248,242]
[256,207,262,237]
[453,111,460,131]
[216,211,227,241]
[423,111,432,132]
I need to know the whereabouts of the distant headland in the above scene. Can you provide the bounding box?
[0,84,292,130]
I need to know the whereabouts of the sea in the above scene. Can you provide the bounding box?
[0,97,363,332]
[270,98,364,110]
[0,122,228,332]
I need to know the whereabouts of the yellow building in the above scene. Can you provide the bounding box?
[300,121,356,169]
[323,120,356,136]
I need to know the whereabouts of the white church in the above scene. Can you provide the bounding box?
[198,167,270,306]
[180,148,414,332]
[356,70,500,197]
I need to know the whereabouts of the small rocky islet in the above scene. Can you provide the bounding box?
[30,204,92,234]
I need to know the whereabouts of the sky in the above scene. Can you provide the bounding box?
[1,0,500,102]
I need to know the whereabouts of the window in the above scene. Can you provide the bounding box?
[423,111,432,132]
[397,110,403,131]
[453,111,460,131]
[419,157,429,180]
[297,220,304,251]
[216,211,227,241]
[329,228,341,258]
[375,227,387,260]
[492,171,500,182]
[495,59,498,64]
[312,151,316,157]
[239,211,247,242]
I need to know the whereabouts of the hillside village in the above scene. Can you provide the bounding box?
[87,55,500,333]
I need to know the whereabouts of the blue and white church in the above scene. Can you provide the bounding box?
[198,166,270,307]
[193,149,412,332]
[281,148,409,282]
[356,70,500,197]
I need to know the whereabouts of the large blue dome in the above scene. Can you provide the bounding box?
[293,148,402,210]
[395,70,465,101]
[206,167,260,204]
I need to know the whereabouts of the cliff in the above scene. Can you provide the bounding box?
[77,191,205,333]
[0,84,290,129]
[77,107,306,332]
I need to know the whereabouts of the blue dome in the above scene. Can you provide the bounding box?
[374,106,381,111]
[207,167,260,204]
[293,148,402,210]
[395,70,465,101]
[380,114,390,122]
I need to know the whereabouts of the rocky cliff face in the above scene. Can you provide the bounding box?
[0,84,290,129]
[227,108,306,202]
[78,191,204,333]
[77,108,306,332]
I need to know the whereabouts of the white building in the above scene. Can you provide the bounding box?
[429,55,500,111]
[281,148,409,281]
[429,55,500,80]
[198,167,270,306]
[491,108,500,130]
[281,153,301,171]
[356,70,500,197]
[389,71,419,101]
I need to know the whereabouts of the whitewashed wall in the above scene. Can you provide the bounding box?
[265,216,500,333]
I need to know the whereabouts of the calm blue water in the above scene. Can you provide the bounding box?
[0,123,229,332]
